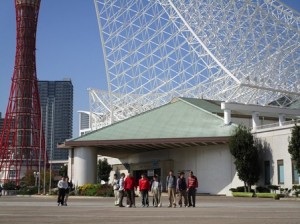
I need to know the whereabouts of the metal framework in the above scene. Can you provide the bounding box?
[92,0,300,128]
[0,0,46,185]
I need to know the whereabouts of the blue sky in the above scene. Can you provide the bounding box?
[0,0,299,137]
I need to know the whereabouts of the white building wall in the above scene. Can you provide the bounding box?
[127,144,243,195]
[254,125,295,189]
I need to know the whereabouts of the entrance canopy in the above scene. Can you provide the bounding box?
[62,98,234,157]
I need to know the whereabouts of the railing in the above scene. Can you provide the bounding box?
[255,119,300,130]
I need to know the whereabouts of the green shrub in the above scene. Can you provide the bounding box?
[78,183,113,197]
[85,188,98,196]
[229,188,237,192]
[256,186,270,193]
[3,181,16,190]
[95,184,113,197]
[17,186,38,195]
[232,192,254,197]
[292,185,300,190]
[274,194,281,200]
[236,186,246,192]
[268,185,279,193]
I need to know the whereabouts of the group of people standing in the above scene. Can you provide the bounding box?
[57,176,73,206]
[112,170,198,208]
[112,173,143,207]
[167,170,198,208]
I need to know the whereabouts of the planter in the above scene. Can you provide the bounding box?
[256,193,277,198]
[232,192,254,197]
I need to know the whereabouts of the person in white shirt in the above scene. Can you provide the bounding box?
[118,173,125,207]
[151,175,162,207]
[57,176,68,206]
[112,174,120,206]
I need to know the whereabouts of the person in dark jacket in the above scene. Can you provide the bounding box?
[64,176,73,206]
[177,172,188,207]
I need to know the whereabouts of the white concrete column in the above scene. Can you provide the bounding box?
[73,147,98,187]
[224,109,231,125]
[67,148,73,181]
[252,112,260,130]
[279,113,286,126]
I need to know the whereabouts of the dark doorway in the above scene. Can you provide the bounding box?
[133,168,161,183]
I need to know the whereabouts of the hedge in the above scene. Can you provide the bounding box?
[232,192,254,197]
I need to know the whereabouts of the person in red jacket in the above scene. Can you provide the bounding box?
[139,174,150,207]
[187,171,198,207]
[124,173,136,207]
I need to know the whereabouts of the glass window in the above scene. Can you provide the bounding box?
[9,170,16,178]
[292,160,299,184]
[277,160,284,184]
[264,161,270,185]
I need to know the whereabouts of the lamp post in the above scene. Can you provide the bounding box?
[64,163,67,177]
[33,171,40,194]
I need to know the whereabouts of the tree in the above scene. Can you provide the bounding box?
[288,125,300,174]
[97,158,112,183]
[21,169,55,191]
[59,164,68,177]
[229,124,260,192]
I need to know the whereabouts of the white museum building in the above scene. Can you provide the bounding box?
[62,98,300,195]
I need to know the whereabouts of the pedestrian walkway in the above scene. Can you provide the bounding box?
[0,196,299,224]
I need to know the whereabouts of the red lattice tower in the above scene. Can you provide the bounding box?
[0,0,46,185]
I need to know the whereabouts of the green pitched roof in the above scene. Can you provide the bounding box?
[73,98,234,142]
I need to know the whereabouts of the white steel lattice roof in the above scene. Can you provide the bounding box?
[92,0,300,128]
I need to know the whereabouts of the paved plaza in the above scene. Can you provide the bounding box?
[0,196,299,224]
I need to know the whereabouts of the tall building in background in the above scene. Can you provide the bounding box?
[78,111,104,136]
[38,79,73,170]
[78,111,91,136]
[0,0,45,185]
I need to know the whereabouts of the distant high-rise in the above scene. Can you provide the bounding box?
[38,79,73,166]
[78,110,106,136]
[78,111,91,136]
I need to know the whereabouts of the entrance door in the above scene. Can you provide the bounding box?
[133,168,161,182]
